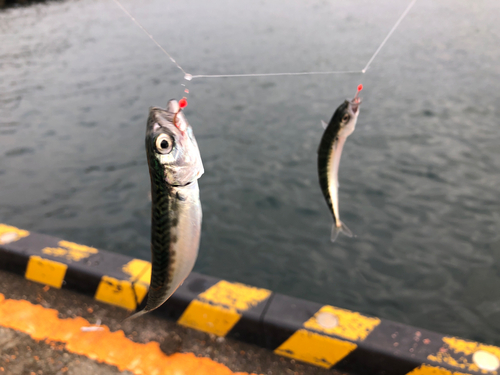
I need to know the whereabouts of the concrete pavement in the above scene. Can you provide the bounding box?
[0,269,341,375]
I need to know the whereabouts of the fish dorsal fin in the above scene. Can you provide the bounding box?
[321,120,328,129]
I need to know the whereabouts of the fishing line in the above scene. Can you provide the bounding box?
[111,0,189,77]
[190,71,361,79]
[361,0,418,73]
[112,0,417,80]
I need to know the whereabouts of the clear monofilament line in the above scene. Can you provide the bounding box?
[361,0,418,73]
[111,0,189,77]
[191,71,362,79]
[111,0,417,80]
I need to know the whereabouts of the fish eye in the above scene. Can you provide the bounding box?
[342,114,350,122]
[155,134,173,154]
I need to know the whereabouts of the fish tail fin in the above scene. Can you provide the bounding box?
[123,309,149,322]
[331,221,354,242]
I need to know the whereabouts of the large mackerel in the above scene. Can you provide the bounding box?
[317,87,361,242]
[128,99,204,319]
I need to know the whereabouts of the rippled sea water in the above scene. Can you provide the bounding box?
[1,0,500,344]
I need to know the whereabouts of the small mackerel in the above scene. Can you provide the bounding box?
[317,87,362,242]
[128,99,204,319]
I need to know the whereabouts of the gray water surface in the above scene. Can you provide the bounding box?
[1,0,500,345]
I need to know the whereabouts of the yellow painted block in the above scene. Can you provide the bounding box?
[304,305,380,341]
[428,337,500,374]
[25,256,67,289]
[275,329,357,369]
[95,276,148,310]
[178,300,241,336]
[122,259,152,285]
[0,223,29,245]
[406,364,469,375]
[132,283,148,306]
[198,280,271,312]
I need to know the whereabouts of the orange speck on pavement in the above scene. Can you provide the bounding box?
[0,293,258,375]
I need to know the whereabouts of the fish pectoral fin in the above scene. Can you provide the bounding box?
[321,120,328,129]
[331,221,354,242]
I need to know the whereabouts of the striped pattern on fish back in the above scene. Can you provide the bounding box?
[146,155,175,310]
[317,122,340,217]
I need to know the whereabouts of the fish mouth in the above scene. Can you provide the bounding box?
[166,99,180,114]
[350,96,361,115]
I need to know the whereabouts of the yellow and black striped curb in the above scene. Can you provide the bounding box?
[1,223,499,375]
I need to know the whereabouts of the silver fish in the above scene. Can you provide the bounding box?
[317,91,361,242]
[128,99,204,319]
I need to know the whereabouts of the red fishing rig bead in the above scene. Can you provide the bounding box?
[173,97,188,132]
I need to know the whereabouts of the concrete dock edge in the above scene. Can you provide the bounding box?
[1,223,499,375]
